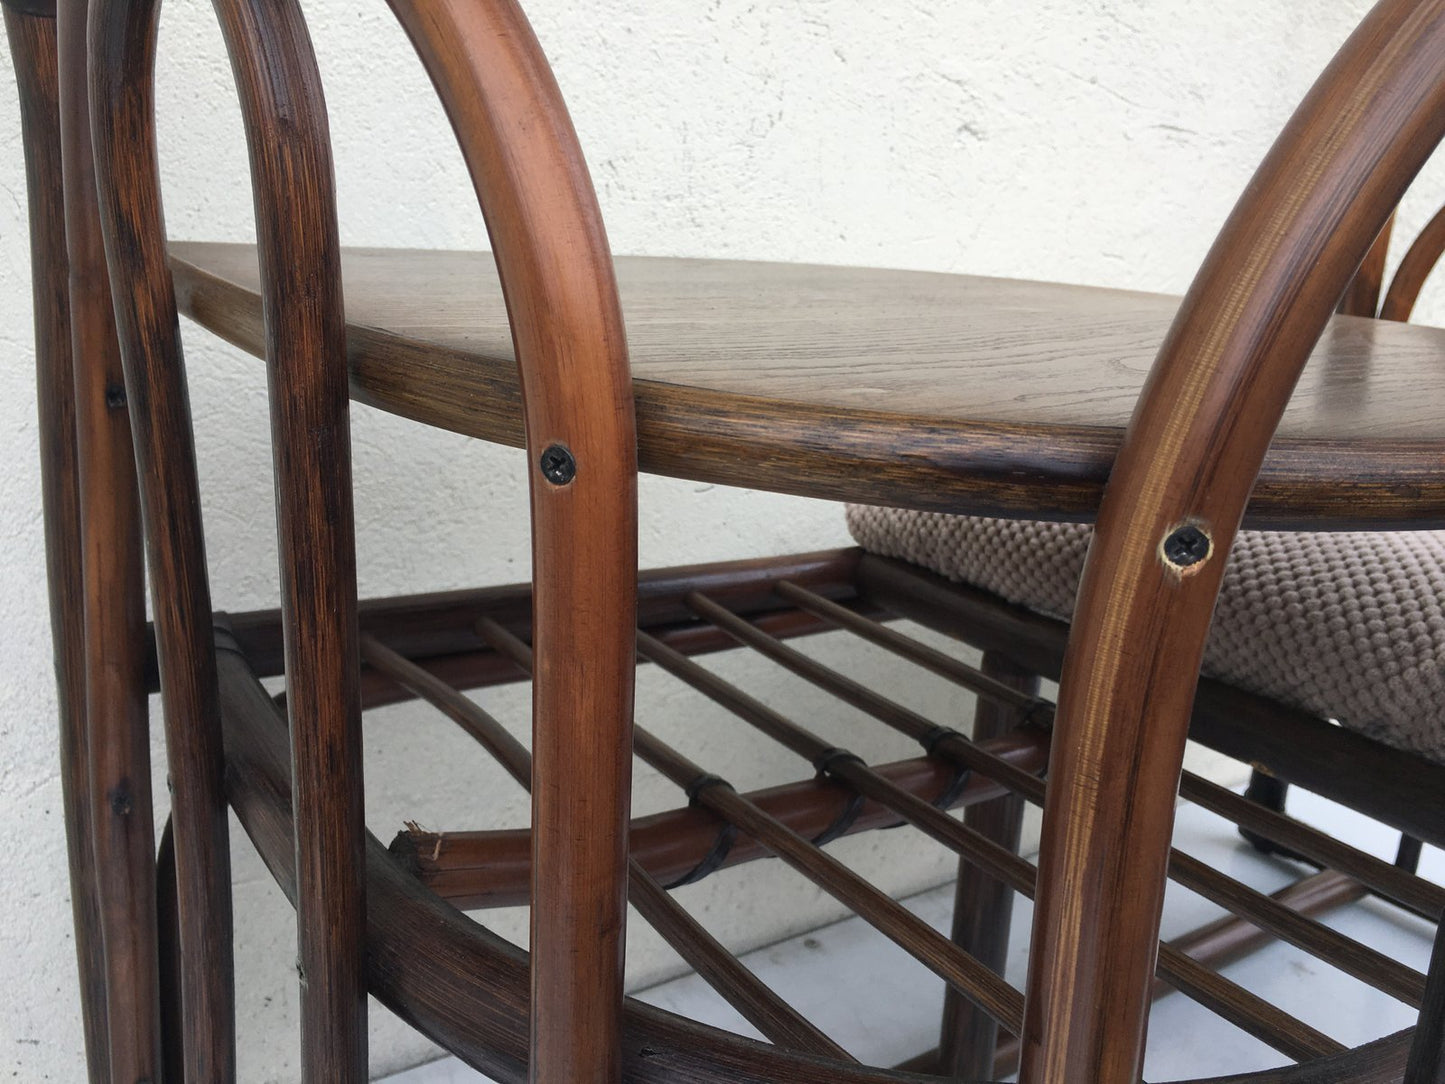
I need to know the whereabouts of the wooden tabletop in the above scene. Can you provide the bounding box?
[170,243,1445,527]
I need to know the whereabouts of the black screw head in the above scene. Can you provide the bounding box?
[104,383,127,410]
[109,786,133,817]
[538,444,576,486]
[1162,524,1211,569]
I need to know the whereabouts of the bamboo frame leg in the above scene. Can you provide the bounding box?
[57,0,159,1079]
[4,7,110,1079]
[1406,922,1445,1084]
[85,4,239,1081]
[213,3,369,1075]
[1396,835,1425,873]
[1019,6,1445,1077]
[1239,769,1305,861]
[156,820,184,1084]
[387,6,639,1080]
[1338,212,1393,317]
[86,0,240,1077]
[938,652,1037,1079]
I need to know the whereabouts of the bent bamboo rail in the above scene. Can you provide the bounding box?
[386,4,639,1081]
[1024,2,1445,1080]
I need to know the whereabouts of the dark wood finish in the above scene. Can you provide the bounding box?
[422,625,851,1061]
[1165,871,1367,982]
[856,588,1425,1062]
[637,735,1028,1034]
[362,635,533,788]
[201,1,368,1078]
[1178,773,1445,921]
[687,574,1435,1056]
[156,819,184,1084]
[633,628,1040,895]
[215,621,1439,1084]
[856,552,1074,674]
[86,0,237,1077]
[728,583,1437,1043]
[857,551,1445,850]
[843,555,1445,1063]
[1022,4,1445,1079]
[683,589,1047,797]
[4,8,110,1080]
[216,549,864,694]
[1338,213,1394,317]
[398,732,1050,909]
[1156,944,1344,1061]
[307,550,855,676]
[1189,1032,1411,1084]
[633,622,1341,1064]
[900,869,1370,1079]
[169,241,1445,531]
[622,870,853,1062]
[58,0,158,1079]
[1167,851,1426,1006]
[1238,770,1303,862]
[1382,203,1445,321]
[939,653,1036,1079]
[477,603,1032,1031]
[1186,682,1445,851]
[1406,924,1445,1084]
[216,644,953,1084]
[387,636,1349,1070]
[22,0,1444,1075]
[775,580,1043,711]
[342,606,855,712]
[386,4,639,1080]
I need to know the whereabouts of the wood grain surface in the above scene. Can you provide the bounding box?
[88,0,238,1075]
[57,0,158,1079]
[386,3,639,1081]
[208,1,369,1078]
[171,241,1445,527]
[5,7,110,1079]
[1019,2,1445,1080]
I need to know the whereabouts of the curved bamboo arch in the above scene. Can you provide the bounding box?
[384,4,639,1081]
[1023,1,1445,1080]
[4,5,111,1078]
[87,0,236,1077]
[88,0,638,1078]
[1381,201,1445,321]
[72,0,1444,1079]
[88,0,365,1077]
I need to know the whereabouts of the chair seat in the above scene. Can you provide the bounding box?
[170,242,1445,528]
[848,506,1445,764]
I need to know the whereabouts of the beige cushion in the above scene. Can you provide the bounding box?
[846,507,1445,764]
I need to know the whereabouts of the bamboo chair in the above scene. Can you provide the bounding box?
[6,0,1445,1081]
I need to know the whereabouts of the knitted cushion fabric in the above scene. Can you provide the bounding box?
[845,506,1445,765]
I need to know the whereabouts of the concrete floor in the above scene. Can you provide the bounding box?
[379,787,1442,1082]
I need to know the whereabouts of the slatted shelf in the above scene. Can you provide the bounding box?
[267,553,1445,1081]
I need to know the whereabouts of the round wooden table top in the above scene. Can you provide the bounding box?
[170,242,1445,528]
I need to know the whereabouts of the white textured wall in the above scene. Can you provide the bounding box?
[6,0,1429,1079]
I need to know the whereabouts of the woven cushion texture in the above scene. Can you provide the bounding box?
[846,507,1445,764]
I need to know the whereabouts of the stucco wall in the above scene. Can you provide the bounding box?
[5,1,1429,1079]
